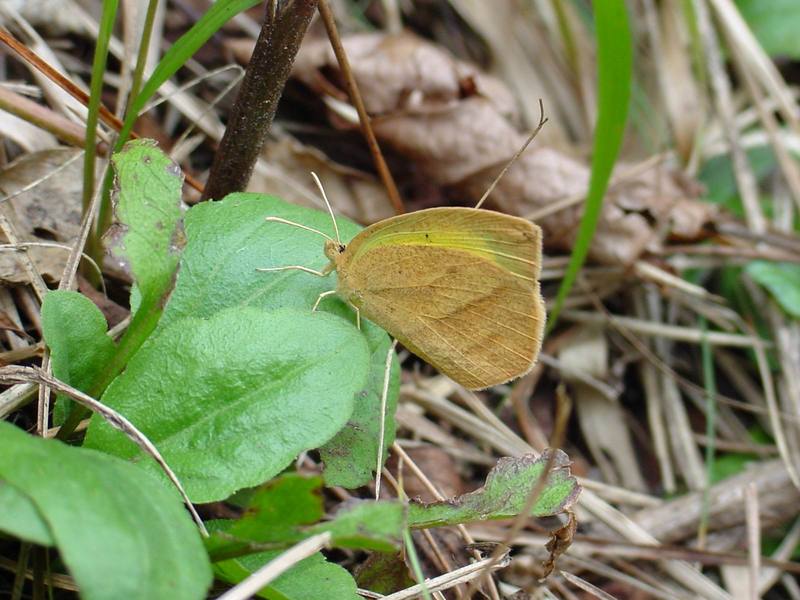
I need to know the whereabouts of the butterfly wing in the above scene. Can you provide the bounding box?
[337,207,545,390]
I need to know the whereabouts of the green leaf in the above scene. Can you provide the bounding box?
[207,474,325,559]
[41,290,116,423]
[548,0,632,329]
[0,422,211,600]
[745,261,800,318]
[208,474,404,559]
[736,0,800,59]
[214,548,359,600]
[111,139,183,309]
[160,194,399,488]
[0,481,54,546]
[58,141,185,437]
[84,307,370,502]
[309,500,405,552]
[407,450,581,528]
[698,145,778,218]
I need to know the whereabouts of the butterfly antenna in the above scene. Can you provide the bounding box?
[311,171,342,245]
[264,217,335,242]
[474,98,548,210]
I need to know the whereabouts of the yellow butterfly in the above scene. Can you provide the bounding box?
[260,185,545,390]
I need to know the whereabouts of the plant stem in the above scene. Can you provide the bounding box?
[202,0,318,201]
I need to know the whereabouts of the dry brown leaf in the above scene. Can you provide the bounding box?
[252,135,394,224]
[388,444,464,502]
[558,326,646,491]
[293,31,716,264]
[0,147,83,284]
[541,509,577,579]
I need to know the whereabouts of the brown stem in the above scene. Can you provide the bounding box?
[317,0,405,215]
[202,0,318,201]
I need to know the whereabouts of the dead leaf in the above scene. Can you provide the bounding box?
[558,326,646,491]
[541,509,577,579]
[388,444,464,502]
[251,135,395,224]
[0,148,84,284]
[293,31,716,264]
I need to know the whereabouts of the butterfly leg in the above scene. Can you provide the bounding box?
[347,303,361,330]
[375,338,398,500]
[311,289,337,312]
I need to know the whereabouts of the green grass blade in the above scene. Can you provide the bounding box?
[117,0,261,148]
[95,0,262,238]
[547,1,633,330]
[82,0,120,264]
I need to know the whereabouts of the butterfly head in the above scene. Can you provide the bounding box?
[324,239,347,263]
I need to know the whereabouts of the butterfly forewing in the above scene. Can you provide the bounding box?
[335,207,545,389]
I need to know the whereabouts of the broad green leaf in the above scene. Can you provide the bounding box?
[745,262,800,319]
[41,290,116,422]
[549,0,632,329]
[84,307,370,502]
[208,474,404,559]
[736,0,800,59]
[0,481,54,546]
[214,548,358,600]
[0,422,211,600]
[160,194,399,488]
[407,450,581,528]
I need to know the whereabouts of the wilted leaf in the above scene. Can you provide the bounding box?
[0,148,83,283]
[408,450,580,528]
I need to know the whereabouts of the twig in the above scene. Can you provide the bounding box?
[201,0,318,201]
[317,0,404,215]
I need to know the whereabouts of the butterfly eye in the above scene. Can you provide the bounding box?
[337,243,346,253]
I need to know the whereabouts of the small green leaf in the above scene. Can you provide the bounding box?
[309,500,405,552]
[746,261,800,318]
[84,307,370,502]
[208,474,404,559]
[41,290,116,422]
[0,422,211,600]
[0,481,54,546]
[735,0,800,59]
[161,194,399,488]
[214,548,359,600]
[408,450,581,528]
[111,139,183,310]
